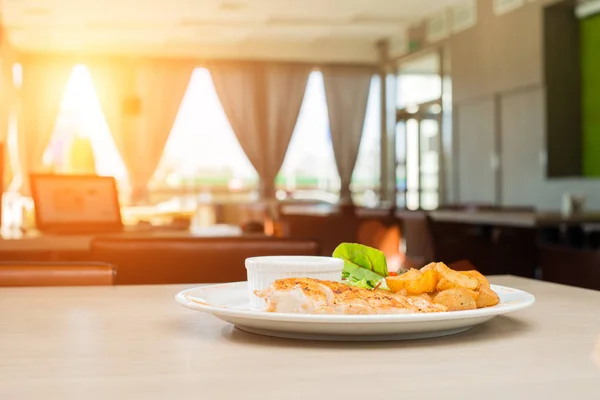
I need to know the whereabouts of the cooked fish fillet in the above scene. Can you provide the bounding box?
[255,277,447,314]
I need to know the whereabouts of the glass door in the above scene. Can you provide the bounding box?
[395,120,407,208]
[395,50,444,210]
[419,112,440,210]
[396,104,441,210]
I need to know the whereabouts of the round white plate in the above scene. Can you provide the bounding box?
[175,282,535,341]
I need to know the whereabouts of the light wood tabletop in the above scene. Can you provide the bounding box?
[1,276,599,399]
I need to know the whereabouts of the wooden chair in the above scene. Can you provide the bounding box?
[0,262,116,287]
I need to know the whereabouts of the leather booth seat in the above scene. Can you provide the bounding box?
[91,236,319,285]
[0,262,116,287]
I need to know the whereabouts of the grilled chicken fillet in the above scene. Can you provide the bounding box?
[255,277,447,314]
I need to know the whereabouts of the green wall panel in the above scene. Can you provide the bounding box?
[582,13,600,176]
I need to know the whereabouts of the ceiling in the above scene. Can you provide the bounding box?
[2,0,466,63]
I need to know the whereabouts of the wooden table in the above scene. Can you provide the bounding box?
[427,210,600,228]
[1,276,599,399]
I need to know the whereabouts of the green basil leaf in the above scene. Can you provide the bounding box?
[333,242,389,280]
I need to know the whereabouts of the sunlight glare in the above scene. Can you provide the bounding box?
[43,64,128,185]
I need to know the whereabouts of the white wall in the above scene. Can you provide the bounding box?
[501,87,600,210]
[447,0,600,211]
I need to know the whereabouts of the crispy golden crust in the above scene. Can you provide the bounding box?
[256,278,448,314]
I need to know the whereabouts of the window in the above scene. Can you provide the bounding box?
[277,71,381,205]
[396,53,442,108]
[276,71,339,203]
[395,52,444,210]
[42,64,128,191]
[352,75,381,207]
[6,111,19,192]
[12,63,22,89]
[150,68,258,203]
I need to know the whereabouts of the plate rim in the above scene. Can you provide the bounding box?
[175,281,536,324]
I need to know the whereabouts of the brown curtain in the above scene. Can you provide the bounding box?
[210,62,310,198]
[88,59,135,172]
[18,59,73,194]
[322,66,373,204]
[127,61,193,202]
[0,39,14,144]
[89,60,192,203]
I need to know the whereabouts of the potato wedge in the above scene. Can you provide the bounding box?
[476,285,500,308]
[436,276,461,291]
[432,288,478,311]
[386,269,438,295]
[419,263,440,282]
[435,263,479,291]
[420,262,437,273]
[401,268,422,280]
[461,270,490,288]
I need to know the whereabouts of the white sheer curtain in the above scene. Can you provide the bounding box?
[210,62,310,199]
[90,60,193,202]
[322,66,373,204]
[18,59,73,194]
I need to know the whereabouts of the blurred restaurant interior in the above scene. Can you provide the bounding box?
[0,0,598,290]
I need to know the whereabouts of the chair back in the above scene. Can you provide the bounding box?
[0,262,116,287]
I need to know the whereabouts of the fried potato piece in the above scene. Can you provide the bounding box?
[432,288,478,311]
[476,285,500,308]
[397,262,498,310]
[386,269,438,295]
[420,262,437,273]
[460,270,490,288]
[435,263,479,291]
[436,276,461,291]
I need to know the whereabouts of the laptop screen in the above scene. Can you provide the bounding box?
[31,174,122,231]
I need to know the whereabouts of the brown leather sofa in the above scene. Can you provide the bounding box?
[0,262,116,286]
[91,237,319,285]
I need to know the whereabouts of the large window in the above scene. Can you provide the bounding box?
[352,75,381,207]
[396,53,442,108]
[276,71,339,203]
[43,65,128,189]
[35,66,382,207]
[150,68,258,203]
[277,71,381,205]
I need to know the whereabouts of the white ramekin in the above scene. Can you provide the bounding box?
[245,256,344,310]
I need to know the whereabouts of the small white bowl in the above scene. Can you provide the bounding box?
[245,256,344,309]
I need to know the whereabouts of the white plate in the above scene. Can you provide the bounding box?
[175,282,535,341]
